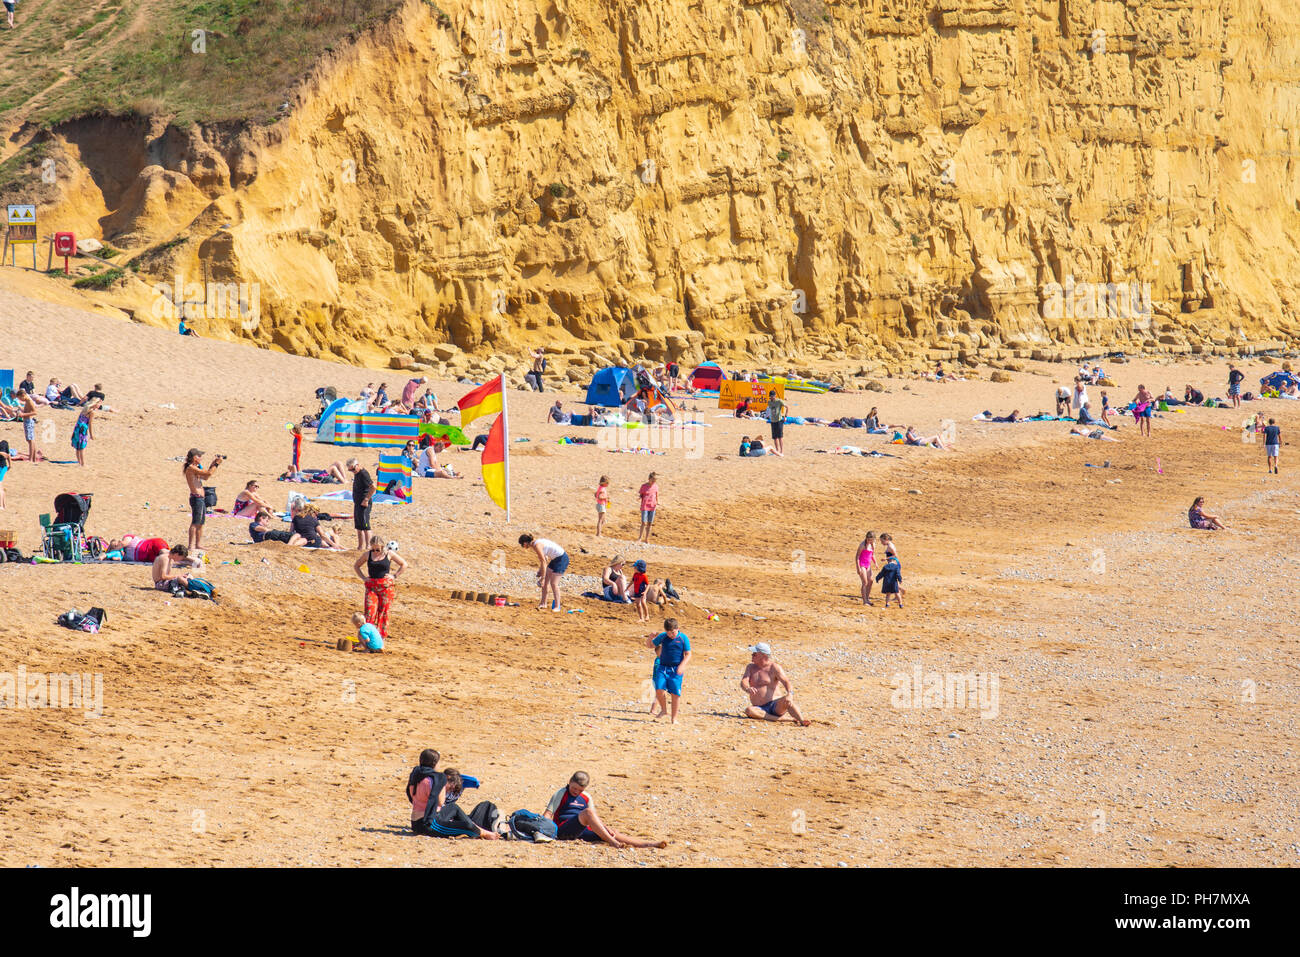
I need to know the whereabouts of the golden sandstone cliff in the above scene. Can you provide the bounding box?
[15,0,1300,379]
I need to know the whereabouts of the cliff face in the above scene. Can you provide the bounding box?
[21,0,1300,373]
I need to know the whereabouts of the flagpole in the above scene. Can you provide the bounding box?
[500,373,511,523]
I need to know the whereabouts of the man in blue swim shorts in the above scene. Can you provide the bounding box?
[644,617,691,724]
[741,643,810,725]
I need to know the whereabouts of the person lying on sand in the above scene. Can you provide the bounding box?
[741,643,810,725]
[105,535,168,562]
[544,771,667,849]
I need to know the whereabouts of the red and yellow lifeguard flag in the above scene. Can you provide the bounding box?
[457,374,504,426]
[480,413,509,516]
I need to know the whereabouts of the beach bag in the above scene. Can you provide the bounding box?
[203,487,217,507]
[185,578,214,599]
[508,809,558,843]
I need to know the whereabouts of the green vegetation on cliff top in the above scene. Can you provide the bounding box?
[0,0,406,129]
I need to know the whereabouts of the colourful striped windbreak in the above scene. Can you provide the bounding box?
[376,454,412,492]
[331,413,421,447]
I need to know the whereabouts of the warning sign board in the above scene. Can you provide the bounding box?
[6,205,36,244]
[718,379,784,411]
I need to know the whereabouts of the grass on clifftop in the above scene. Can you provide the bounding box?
[0,0,407,130]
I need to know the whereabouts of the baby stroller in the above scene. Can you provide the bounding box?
[41,493,101,562]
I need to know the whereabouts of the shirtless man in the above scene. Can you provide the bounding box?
[183,448,224,552]
[741,643,810,725]
[15,389,40,462]
[152,544,194,591]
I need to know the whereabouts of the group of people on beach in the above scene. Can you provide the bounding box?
[0,370,106,466]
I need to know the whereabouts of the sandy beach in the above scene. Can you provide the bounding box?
[1,280,1297,867]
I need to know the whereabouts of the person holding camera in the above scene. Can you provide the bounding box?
[183,448,224,553]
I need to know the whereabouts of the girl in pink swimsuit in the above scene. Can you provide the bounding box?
[855,531,877,605]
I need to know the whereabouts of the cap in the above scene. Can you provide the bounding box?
[633,560,647,572]
[749,642,772,656]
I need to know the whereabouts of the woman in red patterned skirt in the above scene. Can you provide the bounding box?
[353,535,406,639]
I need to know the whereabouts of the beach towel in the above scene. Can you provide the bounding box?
[314,489,407,505]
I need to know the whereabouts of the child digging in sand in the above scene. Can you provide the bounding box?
[350,611,383,653]
[644,618,691,723]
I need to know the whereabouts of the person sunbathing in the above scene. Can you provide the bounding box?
[417,440,462,478]
[990,410,1023,423]
[1076,402,1112,428]
[905,426,949,449]
[279,461,347,483]
[232,480,273,517]
[1281,382,1300,400]
[45,378,86,408]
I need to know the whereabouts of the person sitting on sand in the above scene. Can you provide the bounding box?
[417,439,461,479]
[747,437,768,457]
[904,426,949,450]
[734,396,755,419]
[232,480,273,518]
[46,377,86,408]
[1281,381,1300,400]
[544,771,667,849]
[1185,384,1205,405]
[250,508,292,544]
[545,400,569,425]
[350,611,383,653]
[863,407,888,434]
[740,643,810,725]
[1077,402,1112,428]
[407,750,500,840]
[1188,496,1226,530]
[601,556,631,603]
[288,503,342,549]
[152,544,217,601]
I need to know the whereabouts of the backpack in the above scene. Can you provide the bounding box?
[57,607,107,633]
[508,809,558,843]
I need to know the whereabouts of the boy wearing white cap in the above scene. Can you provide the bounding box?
[741,643,810,725]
